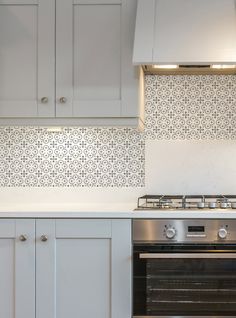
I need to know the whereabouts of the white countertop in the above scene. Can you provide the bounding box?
[1,204,236,219]
[2,188,236,218]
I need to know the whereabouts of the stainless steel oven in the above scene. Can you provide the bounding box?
[133,219,236,318]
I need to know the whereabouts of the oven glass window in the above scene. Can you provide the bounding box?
[133,244,236,316]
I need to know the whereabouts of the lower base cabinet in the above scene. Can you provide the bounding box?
[0,219,132,318]
[0,219,35,318]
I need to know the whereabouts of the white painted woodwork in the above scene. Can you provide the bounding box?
[36,220,55,318]
[138,67,145,124]
[0,116,143,127]
[0,219,35,318]
[133,0,236,65]
[74,5,121,101]
[36,219,132,318]
[0,239,14,318]
[56,219,112,237]
[57,239,111,318]
[0,0,54,117]
[133,0,155,64]
[56,0,139,118]
[75,0,122,4]
[37,0,55,116]
[0,0,38,3]
[111,219,132,318]
[121,0,140,117]
[154,0,236,64]
[0,0,143,125]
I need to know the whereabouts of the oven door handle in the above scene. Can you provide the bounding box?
[139,253,236,259]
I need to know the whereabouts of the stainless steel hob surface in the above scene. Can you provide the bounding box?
[136,195,236,210]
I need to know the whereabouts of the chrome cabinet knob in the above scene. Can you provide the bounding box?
[41,97,49,104]
[40,235,48,242]
[165,227,176,239]
[19,234,27,242]
[59,97,67,104]
[218,228,228,239]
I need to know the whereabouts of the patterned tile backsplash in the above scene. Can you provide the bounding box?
[0,127,145,187]
[145,75,236,139]
[1,75,236,187]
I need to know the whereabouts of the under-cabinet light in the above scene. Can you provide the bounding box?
[211,64,236,69]
[153,65,179,69]
[45,127,64,133]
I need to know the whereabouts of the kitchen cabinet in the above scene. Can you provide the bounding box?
[0,218,132,318]
[0,219,35,318]
[0,0,144,128]
[36,219,132,318]
[0,0,55,118]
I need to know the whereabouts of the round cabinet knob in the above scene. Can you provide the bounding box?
[41,97,49,104]
[40,235,48,242]
[218,228,228,239]
[59,97,67,104]
[166,227,176,239]
[19,234,27,242]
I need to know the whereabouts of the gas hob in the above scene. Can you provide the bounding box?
[136,195,236,210]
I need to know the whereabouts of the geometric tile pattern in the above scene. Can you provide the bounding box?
[1,75,236,187]
[145,75,236,140]
[0,127,145,187]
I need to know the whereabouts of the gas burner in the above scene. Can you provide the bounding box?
[136,195,236,210]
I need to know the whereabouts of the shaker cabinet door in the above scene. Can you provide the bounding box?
[56,0,138,118]
[36,219,132,318]
[0,0,142,125]
[0,0,55,118]
[0,219,35,318]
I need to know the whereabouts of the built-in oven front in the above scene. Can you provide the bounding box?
[133,219,236,318]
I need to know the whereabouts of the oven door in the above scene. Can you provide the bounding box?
[133,244,236,318]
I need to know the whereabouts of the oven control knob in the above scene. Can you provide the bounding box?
[218,228,228,239]
[165,227,176,239]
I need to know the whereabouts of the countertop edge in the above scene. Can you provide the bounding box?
[1,211,236,219]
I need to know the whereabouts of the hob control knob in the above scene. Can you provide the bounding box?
[218,228,228,239]
[166,227,176,239]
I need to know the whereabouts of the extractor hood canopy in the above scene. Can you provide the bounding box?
[133,0,236,75]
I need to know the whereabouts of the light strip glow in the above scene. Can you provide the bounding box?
[153,65,179,69]
[211,65,236,69]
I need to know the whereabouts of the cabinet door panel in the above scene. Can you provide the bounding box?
[0,0,54,118]
[36,219,132,318]
[57,238,111,318]
[36,220,55,318]
[75,0,121,4]
[111,220,132,318]
[0,219,35,318]
[56,0,138,118]
[74,4,121,102]
[0,239,14,318]
[56,219,112,237]
[0,0,38,3]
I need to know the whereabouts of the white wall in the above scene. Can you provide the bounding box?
[146,140,236,194]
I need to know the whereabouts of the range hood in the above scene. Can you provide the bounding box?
[133,0,236,75]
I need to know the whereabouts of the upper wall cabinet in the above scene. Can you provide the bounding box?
[0,0,55,118]
[57,0,139,119]
[0,0,144,128]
